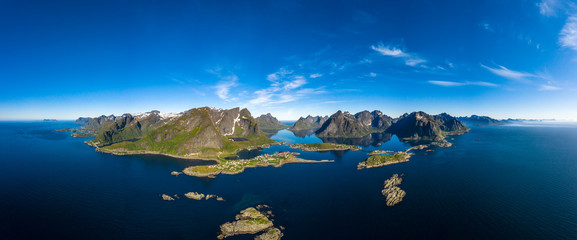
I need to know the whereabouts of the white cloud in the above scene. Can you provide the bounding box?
[214,74,238,102]
[309,73,323,78]
[248,69,324,106]
[479,22,494,32]
[267,68,293,82]
[538,0,561,16]
[371,42,427,67]
[371,43,408,57]
[296,88,326,95]
[539,84,561,91]
[405,58,426,67]
[560,15,577,51]
[284,76,307,90]
[360,58,372,64]
[481,64,536,83]
[429,81,463,87]
[428,80,498,87]
[367,72,377,77]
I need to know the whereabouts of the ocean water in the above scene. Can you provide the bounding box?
[1,121,577,239]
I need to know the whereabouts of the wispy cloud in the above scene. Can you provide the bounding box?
[214,74,238,102]
[560,15,577,51]
[405,58,426,67]
[538,0,562,16]
[428,80,498,87]
[352,9,377,24]
[479,22,494,32]
[539,84,561,91]
[323,100,344,104]
[267,68,293,81]
[481,64,564,91]
[371,42,427,67]
[309,73,323,78]
[208,68,239,102]
[371,43,408,57]
[248,69,325,106]
[481,64,536,83]
[367,72,377,77]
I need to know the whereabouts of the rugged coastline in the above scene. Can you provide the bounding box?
[218,205,283,239]
[382,174,406,206]
[183,152,333,178]
[357,150,414,170]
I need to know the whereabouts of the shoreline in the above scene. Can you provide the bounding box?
[92,145,225,163]
[183,153,333,178]
[183,159,333,177]
[88,140,365,162]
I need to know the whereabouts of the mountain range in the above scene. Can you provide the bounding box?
[75,107,474,159]
[312,110,469,143]
[457,115,505,126]
[79,107,272,159]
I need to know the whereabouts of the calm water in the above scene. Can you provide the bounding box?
[1,121,577,239]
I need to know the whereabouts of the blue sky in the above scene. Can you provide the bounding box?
[1,0,576,120]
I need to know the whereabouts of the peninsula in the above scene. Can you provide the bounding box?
[182,152,332,178]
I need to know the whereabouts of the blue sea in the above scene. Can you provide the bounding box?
[1,121,577,239]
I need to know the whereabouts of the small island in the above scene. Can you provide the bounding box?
[357,150,413,170]
[161,194,176,201]
[218,205,283,240]
[288,142,362,152]
[382,174,405,206]
[183,152,332,178]
[184,192,225,201]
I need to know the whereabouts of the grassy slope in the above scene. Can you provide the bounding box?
[100,109,274,160]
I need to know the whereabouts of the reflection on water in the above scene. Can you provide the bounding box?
[277,128,406,149]
[225,148,263,160]
[289,128,317,138]
[319,132,393,147]
[271,129,323,144]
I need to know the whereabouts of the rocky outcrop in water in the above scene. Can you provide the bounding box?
[184,192,225,201]
[217,205,281,239]
[382,174,405,206]
[255,227,283,240]
[161,194,175,201]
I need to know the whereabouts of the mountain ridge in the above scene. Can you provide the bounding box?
[80,107,273,160]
